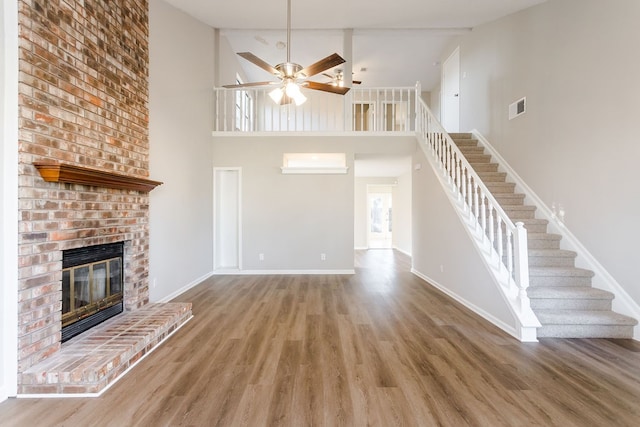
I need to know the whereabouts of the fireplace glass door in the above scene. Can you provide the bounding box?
[62,257,123,329]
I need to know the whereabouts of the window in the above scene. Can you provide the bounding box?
[234,75,254,131]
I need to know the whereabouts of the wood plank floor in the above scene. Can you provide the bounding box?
[2,250,640,426]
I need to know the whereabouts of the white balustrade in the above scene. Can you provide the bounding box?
[414,93,531,317]
[213,86,417,133]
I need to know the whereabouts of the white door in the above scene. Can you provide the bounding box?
[368,192,392,249]
[441,47,460,133]
[214,168,241,270]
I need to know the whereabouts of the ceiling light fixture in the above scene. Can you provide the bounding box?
[274,0,307,105]
[223,0,349,106]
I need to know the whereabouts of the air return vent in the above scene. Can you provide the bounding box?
[509,97,526,120]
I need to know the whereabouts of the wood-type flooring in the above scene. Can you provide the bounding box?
[1,250,639,426]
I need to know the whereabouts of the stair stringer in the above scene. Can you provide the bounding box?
[471,129,640,340]
[416,134,541,342]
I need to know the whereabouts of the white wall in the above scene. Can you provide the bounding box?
[392,169,412,255]
[213,137,355,272]
[411,148,515,332]
[213,136,416,271]
[446,0,640,305]
[148,0,216,301]
[1,0,19,400]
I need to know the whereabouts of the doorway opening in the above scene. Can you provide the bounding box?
[368,191,392,249]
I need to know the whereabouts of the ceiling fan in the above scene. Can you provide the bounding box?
[222,0,350,106]
[322,69,362,87]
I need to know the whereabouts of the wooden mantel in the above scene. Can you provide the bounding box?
[33,162,163,192]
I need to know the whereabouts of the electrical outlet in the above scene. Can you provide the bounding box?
[152,278,157,288]
[320,253,326,261]
[259,253,264,261]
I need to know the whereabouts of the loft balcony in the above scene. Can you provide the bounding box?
[212,84,421,135]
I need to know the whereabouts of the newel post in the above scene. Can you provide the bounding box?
[513,222,531,312]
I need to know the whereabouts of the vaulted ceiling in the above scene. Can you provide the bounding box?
[163,0,545,90]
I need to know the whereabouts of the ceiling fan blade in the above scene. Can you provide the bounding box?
[304,81,350,95]
[321,73,334,79]
[298,53,346,78]
[353,80,362,85]
[222,81,277,88]
[237,52,281,77]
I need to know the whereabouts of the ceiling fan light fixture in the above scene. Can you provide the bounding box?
[223,0,348,103]
[269,87,285,104]
[285,81,307,105]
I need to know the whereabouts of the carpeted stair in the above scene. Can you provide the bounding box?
[450,133,638,338]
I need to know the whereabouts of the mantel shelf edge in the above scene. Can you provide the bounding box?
[33,162,163,192]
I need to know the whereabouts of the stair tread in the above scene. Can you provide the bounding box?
[529,267,595,277]
[494,193,524,200]
[528,249,577,257]
[458,147,484,153]
[503,205,536,211]
[450,133,474,139]
[485,182,516,188]
[535,309,638,326]
[527,233,561,240]
[528,286,614,299]
[518,218,548,225]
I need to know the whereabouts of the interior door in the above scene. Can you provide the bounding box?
[441,47,460,133]
[214,168,241,270]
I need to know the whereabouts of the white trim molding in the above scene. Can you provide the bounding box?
[158,272,214,303]
[212,269,356,275]
[2,0,20,400]
[411,268,521,341]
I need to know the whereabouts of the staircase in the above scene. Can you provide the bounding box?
[450,133,638,338]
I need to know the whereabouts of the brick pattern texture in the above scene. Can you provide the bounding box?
[17,0,151,375]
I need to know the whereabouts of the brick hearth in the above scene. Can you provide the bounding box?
[19,302,192,395]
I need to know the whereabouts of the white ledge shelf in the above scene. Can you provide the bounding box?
[280,167,349,175]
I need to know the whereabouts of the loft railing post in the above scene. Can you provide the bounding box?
[415,82,421,133]
[513,222,530,311]
[344,90,353,132]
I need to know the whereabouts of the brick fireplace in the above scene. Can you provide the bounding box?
[16,0,157,385]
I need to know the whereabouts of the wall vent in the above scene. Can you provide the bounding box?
[509,97,526,120]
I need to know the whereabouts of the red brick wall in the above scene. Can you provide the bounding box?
[17,0,150,373]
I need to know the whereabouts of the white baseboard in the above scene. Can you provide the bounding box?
[158,272,214,303]
[393,246,412,257]
[411,268,519,340]
[212,269,355,275]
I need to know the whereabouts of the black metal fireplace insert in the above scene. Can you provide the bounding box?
[61,242,124,342]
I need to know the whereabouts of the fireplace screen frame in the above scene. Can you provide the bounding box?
[61,242,124,342]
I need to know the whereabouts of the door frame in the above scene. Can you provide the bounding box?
[213,167,242,271]
[441,46,460,133]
